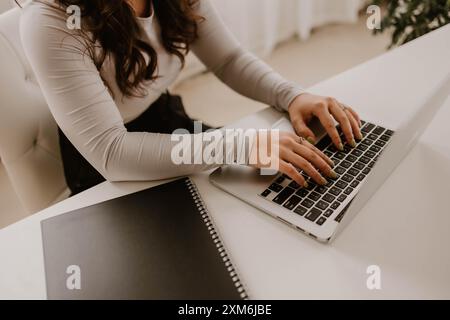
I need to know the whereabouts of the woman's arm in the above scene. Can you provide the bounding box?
[20,3,225,182]
[191,0,305,112]
[191,0,362,149]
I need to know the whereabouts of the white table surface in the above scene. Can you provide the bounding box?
[1,25,450,300]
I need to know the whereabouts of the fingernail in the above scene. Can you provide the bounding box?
[306,137,315,145]
[338,143,344,151]
[350,139,357,148]
[303,182,309,188]
[321,177,328,185]
[356,131,363,141]
[329,170,338,179]
[330,160,335,167]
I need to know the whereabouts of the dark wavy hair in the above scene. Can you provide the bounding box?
[19,0,203,97]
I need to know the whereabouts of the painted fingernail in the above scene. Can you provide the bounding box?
[303,182,309,188]
[338,143,344,151]
[350,139,357,148]
[320,177,328,185]
[329,170,338,179]
[306,137,315,145]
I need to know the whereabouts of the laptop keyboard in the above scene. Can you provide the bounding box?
[260,121,394,226]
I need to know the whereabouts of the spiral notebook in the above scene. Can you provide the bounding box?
[41,178,247,300]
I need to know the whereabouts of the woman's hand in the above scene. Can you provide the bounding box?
[288,93,363,150]
[250,131,337,187]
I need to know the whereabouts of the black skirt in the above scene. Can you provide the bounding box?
[58,93,212,196]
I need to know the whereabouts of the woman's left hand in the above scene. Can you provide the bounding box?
[288,93,363,151]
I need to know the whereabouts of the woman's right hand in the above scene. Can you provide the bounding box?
[250,130,337,187]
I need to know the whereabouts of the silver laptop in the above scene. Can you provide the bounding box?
[210,73,450,243]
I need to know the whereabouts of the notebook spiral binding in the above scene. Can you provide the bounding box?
[184,178,248,300]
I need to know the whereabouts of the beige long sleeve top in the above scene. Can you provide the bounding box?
[20,0,304,181]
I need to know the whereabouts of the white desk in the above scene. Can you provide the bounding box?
[1,25,450,300]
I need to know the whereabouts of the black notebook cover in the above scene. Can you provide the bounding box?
[41,178,246,300]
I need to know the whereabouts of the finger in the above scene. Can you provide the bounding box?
[284,151,327,185]
[301,138,335,167]
[346,106,362,127]
[344,108,363,140]
[329,101,355,147]
[293,143,337,179]
[279,160,307,187]
[313,105,343,151]
[291,117,317,144]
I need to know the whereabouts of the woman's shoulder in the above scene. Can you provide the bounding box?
[20,0,89,53]
[21,0,68,22]
[20,0,76,36]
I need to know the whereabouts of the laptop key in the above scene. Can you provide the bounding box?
[294,205,308,216]
[329,187,342,196]
[360,156,371,164]
[369,161,376,168]
[373,127,385,135]
[273,187,295,204]
[362,123,375,133]
[269,183,283,193]
[301,198,315,208]
[361,139,373,146]
[331,202,341,210]
[354,162,365,170]
[306,208,322,222]
[283,195,302,210]
[365,150,377,158]
[316,217,327,226]
[295,188,309,197]
[335,180,348,189]
[350,149,363,157]
[340,160,352,169]
[275,176,285,184]
[369,145,381,153]
[289,181,301,189]
[375,140,386,147]
[343,145,352,153]
[347,168,359,176]
[368,133,378,140]
[316,201,329,210]
[363,167,371,175]
[356,144,368,151]
[331,157,341,165]
[345,155,358,162]
[323,193,336,203]
[342,174,354,183]
[335,167,346,175]
[385,129,394,136]
[335,152,346,160]
[357,174,366,181]
[261,189,271,197]
[337,194,347,202]
[350,181,360,188]
[308,192,321,201]
[315,186,328,194]
[380,134,390,142]
[344,187,354,195]
[327,145,338,153]
[323,209,334,217]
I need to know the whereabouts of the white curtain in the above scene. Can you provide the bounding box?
[180,0,364,81]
